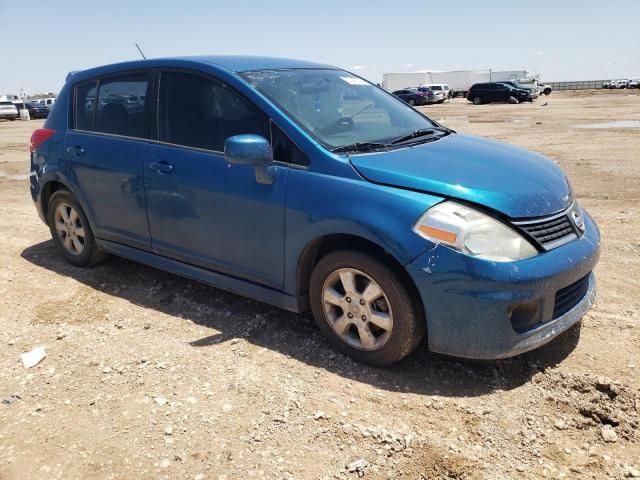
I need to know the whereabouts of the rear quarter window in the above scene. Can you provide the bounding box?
[75,81,97,131]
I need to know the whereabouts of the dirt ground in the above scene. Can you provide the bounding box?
[0,90,638,480]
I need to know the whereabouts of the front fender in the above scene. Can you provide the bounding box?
[282,167,443,295]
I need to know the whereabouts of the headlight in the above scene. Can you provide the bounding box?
[413,201,538,262]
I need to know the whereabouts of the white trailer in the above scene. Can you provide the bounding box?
[382,72,434,92]
[489,70,530,82]
[428,70,490,97]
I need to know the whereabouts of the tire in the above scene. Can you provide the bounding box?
[472,96,483,105]
[309,250,425,366]
[408,98,416,106]
[543,88,551,95]
[47,189,107,267]
[437,99,444,104]
[508,96,519,104]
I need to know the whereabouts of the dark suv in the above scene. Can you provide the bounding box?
[467,83,530,105]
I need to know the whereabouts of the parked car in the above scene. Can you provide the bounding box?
[602,80,624,89]
[30,56,599,366]
[392,88,430,106]
[26,102,49,119]
[0,101,19,120]
[499,81,538,101]
[422,84,448,103]
[408,86,435,104]
[467,82,530,104]
[627,80,639,89]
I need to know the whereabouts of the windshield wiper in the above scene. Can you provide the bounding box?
[331,142,388,153]
[389,128,438,145]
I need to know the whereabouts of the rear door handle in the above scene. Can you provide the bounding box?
[66,146,84,156]
[148,161,173,174]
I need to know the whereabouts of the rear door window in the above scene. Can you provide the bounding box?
[95,72,152,138]
[158,71,269,151]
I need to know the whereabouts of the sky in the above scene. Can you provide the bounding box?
[1,0,639,95]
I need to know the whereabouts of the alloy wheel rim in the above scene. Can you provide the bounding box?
[321,268,393,351]
[54,203,85,255]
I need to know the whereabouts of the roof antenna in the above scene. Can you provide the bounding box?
[135,43,146,60]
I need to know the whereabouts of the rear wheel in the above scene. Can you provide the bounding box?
[408,98,416,106]
[309,251,425,366]
[47,189,107,267]
[472,96,483,105]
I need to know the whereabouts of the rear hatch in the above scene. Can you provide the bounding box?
[0,102,18,115]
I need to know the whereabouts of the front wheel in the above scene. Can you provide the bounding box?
[309,251,425,366]
[408,98,416,106]
[47,189,107,267]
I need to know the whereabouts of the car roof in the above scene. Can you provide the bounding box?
[66,55,336,84]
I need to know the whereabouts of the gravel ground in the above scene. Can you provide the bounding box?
[0,90,638,480]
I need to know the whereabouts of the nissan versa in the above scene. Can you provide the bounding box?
[29,56,600,366]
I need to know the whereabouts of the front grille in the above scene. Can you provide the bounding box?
[553,274,590,318]
[513,203,582,250]
[520,215,576,246]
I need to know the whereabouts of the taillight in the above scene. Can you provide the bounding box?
[30,128,55,153]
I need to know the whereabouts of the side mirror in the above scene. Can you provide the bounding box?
[224,134,276,185]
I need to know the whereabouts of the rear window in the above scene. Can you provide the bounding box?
[430,86,442,91]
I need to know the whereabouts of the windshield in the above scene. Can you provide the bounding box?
[239,68,437,150]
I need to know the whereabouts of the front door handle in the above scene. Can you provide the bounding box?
[148,161,173,174]
[66,145,84,156]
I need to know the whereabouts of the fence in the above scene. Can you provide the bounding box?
[546,80,609,91]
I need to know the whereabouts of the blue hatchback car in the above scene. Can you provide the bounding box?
[30,56,600,365]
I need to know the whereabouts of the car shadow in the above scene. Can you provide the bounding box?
[21,240,581,398]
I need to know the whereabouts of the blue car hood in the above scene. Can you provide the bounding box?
[349,133,572,218]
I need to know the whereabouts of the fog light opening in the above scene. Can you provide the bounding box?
[510,301,542,334]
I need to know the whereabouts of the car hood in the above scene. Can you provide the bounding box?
[349,133,572,218]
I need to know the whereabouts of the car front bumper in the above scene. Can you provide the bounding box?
[405,211,600,359]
